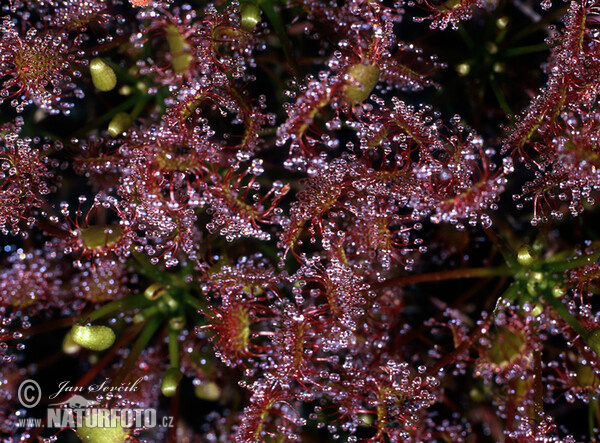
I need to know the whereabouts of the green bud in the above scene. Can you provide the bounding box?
[194,381,221,401]
[172,53,193,73]
[144,282,167,300]
[76,411,128,443]
[133,305,160,324]
[587,329,600,356]
[162,294,179,312]
[240,3,261,32]
[496,16,510,29]
[166,25,192,73]
[529,303,543,317]
[108,112,132,138]
[71,325,116,351]
[63,330,81,354]
[469,387,485,402]
[486,42,498,55]
[161,367,183,397]
[526,272,544,296]
[135,81,149,94]
[517,246,535,266]
[530,272,543,282]
[166,25,187,55]
[526,280,537,297]
[456,63,470,76]
[118,85,133,96]
[344,63,380,103]
[439,0,461,9]
[169,315,186,331]
[90,58,117,92]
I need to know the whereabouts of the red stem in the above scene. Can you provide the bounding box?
[371,266,513,289]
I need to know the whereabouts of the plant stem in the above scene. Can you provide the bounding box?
[374,251,600,291]
[13,316,81,340]
[371,266,513,289]
[484,226,518,268]
[131,249,172,283]
[541,251,600,272]
[168,327,180,369]
[130,95,150,120]
[112,314,163,388]
[258,0,300,79]
[83,293,149,324]
[426,316,494,377]
[589,399,595,439]
[168,390,180,443]
[539,290,588,338]
[504,43,551,57]
[490,75,513,116]
[183,291,204,311]
[72,94,142,137]
[533,348,544,417]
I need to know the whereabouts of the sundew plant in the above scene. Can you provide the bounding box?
[3,0,600,441]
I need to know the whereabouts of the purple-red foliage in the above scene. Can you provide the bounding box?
[4,0,600,442]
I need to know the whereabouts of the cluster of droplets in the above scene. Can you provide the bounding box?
[49,195,136,269]
[0,132,55,235]
[505,416,572,442]
[71,257,130,303]
[74,92,279,265]
[3,0,600,441]
[0,248,66,314]
[19,0,116,30]
[355,100,504,230]
[192,244,452,441]
[504,0,600,224]
[313,360,441,441]
[474,306,543,385]
[134,3,258,86]
[411,0,486,30]
[0,18,84,114]
[276,2,442,171]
